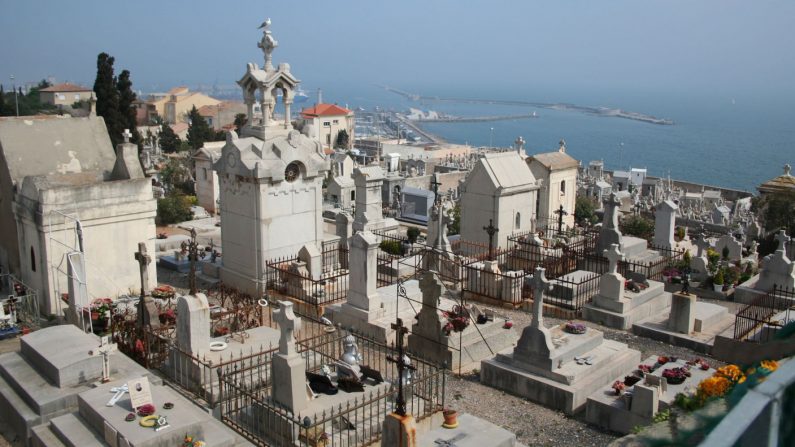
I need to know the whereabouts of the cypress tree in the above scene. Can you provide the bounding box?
[186,106,213,150]
[93,53,124,147]
[158,124,181,153]
[117,69,142,147]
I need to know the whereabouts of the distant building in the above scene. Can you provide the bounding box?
[301,103,354,151]
[38,83,93,107]
[197,101,247,131]
[526,141,579,229]
[147,86,221,124]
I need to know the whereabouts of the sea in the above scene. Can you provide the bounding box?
[318,82,795,194]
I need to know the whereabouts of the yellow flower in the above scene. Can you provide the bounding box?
[716,365,745,383]
[698,376,731,399]
[746,367,756,376]
[760,360,779,373]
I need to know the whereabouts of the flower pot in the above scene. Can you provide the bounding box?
[713,284,723,293]
[442,409,459,429]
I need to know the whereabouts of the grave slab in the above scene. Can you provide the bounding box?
[632,302,735,354]
[417,413,520,447]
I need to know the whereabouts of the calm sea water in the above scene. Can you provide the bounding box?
[321,83,795,193]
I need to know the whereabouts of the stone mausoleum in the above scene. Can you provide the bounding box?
[215,20,330,295]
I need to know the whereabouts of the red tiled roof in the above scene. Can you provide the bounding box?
[40,83,91,93]
[301,103,351,118]
[197,105,216,117]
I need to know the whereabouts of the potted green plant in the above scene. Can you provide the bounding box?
[712,269,725,292]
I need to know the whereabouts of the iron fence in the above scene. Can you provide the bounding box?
[578,244,685,282]
[734,285,795,342]
[217,328,446,446]
[0,273,40,328]
[265,256,350,307]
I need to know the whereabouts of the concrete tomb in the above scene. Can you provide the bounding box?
[480,267,641,414]
[407,271,516,372]
[352,166,398,232]
[583,244,672,330]
[734,230,795,305]
[271,300,308,413]
[632,292,734,354]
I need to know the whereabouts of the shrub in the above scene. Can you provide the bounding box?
[622,215,654,240]
[379,240,403,256]
[406,227,421,243]
[713,269,724,285]
[675,226,686,240]
[575,196,597,224]
[157,194,194,224]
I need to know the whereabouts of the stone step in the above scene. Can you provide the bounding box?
[49,413,104,447]
[31,424,67,447]
[0,372,40,443]
[0,351,83,417]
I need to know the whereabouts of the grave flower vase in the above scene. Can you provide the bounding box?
[442,409,459,429]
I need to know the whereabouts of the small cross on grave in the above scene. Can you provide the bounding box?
[435,433,467,447]
[604,243,624,275]
[88,335,117,383]
[430,175,442,204]
[554,204,569,234]
[775,229,790,253]
[387,318,416,417]
[134,242,151,297]
[483,219,498,261]
[531,267,552,329]
[274,301,301,356]
[122,128,132,144]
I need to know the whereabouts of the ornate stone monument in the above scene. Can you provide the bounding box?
[215,19,330,296]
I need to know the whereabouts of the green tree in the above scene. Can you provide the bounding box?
[0,85,6,115]
[233,113,247,132]
[156,193,195,225]
[93,53,125,147]
[622,215,654,240]
[574,196,597,224]
[335,129,350,149]
[158,124,181,153]
[116,69,141,147]
[448,205,461,235]
[186,106,213,150]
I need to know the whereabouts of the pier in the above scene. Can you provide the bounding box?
[411,113,538,123]
[381,85,673,125]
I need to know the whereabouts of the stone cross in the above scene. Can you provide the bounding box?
[483,219,498,261]
[775,229,790,253]
[695,232,709,257]
[531,267,552,329]
[122,129,132,144]
[604,244,624,275]
[134,242,151,297]
[274,301,301,356]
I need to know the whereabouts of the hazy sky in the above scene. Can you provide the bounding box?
[1,0,793,99]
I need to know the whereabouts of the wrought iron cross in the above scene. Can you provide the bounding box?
[430,176,442,204]
[187,228,199,295]
[387,317,415,416]
[554,204,568,234]
[483,219,498,261]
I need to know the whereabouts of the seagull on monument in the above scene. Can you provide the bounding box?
[258,18,271,29]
